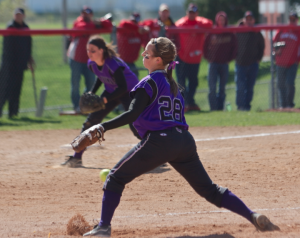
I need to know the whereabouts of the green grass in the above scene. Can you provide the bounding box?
[185,110,300,127]
[1,110,300,131]
[1,21,300,131]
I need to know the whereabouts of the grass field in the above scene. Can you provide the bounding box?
[0,21,300,130]
[1,110,300,131]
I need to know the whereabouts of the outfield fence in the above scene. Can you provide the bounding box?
[0,25,300,117]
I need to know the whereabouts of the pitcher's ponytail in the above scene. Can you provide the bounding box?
[151,37,179,96]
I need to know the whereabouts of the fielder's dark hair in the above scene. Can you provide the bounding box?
[151,37,179,96]
[88,35,118,59]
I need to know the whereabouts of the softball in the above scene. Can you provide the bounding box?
[99,169,110,182]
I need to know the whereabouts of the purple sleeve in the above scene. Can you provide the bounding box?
[87,59,94,72]
[87,59,93,67]
[130,78,153,99]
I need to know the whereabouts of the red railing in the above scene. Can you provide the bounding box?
[0,28,112,36]
[1,24,300,36]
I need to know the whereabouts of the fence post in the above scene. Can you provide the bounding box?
[36,87,48,117]
[270,30,275,109]
[111,25,117,52]
[62,0,68,63]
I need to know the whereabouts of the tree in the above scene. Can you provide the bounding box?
[0,0,28,23]
[184,0,259,24]
[290,0,300,4]
[290,0,300,15]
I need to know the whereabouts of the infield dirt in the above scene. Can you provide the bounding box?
[1,125,300,237]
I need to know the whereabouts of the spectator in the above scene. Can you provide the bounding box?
[140,3,177,46]
[158,3,175,28]
[67,6,112,112]
[117,12,144,78]
[235,11,265,111]
[0,8,34,118]
[203,11,237,111]
[175,3,213,112]
[273,11,300,109]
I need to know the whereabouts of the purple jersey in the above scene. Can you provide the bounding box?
[88,57,139,93]
[130,70,189,139]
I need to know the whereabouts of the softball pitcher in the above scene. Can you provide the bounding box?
[62,36,140,168]
[82,37,279,237]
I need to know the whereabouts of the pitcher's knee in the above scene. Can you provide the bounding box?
[103,174,126,195]
[197,184,227,207]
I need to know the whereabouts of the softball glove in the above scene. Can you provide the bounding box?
[71,124,105,152]
[79,93,105,114]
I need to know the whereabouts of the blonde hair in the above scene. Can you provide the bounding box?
[88,35,118,59]
[151,37,178,95]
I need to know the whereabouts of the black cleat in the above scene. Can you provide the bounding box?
[251,213,280,232]
[61,156,82,168]
[83,225,111,237]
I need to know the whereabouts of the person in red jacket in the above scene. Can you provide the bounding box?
[117,12,144,78]
[67,6,112,112]
[203,11,237,111]
[175,3,213,112]
[273,11,300,109]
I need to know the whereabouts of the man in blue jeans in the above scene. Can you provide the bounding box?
[203,11,237,111]
[273,12,300,109]
[207,63,229,110]
[276,64,298,108]
[235,11,265,111]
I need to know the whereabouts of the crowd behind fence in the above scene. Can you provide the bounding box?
[0,23,300,117]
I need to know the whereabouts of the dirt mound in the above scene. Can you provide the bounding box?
[1,126,300,237]
[67,213,92,236]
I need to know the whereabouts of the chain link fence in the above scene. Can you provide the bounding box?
[0,25,300,118]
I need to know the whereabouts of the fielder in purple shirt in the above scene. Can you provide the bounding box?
[81,37,279,237]
[87,57,137,94]
[61,36,140,168]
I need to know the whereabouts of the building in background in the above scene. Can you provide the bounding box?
[259,0,289,60]
[26,0,185,21]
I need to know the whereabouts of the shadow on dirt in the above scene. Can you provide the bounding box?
[146,164,171,174]
[80,166,107,170]
[0,116,61,127]
[76,164,171,173]
[175,233,235,238]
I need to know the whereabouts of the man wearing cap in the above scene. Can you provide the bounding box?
[67,6,112,112]
[273,12,300,109]
[140,3,177,47]
[0,8,34,118]
[235,11,265,111]
[175,3,213,112]
[117,12,146,78]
